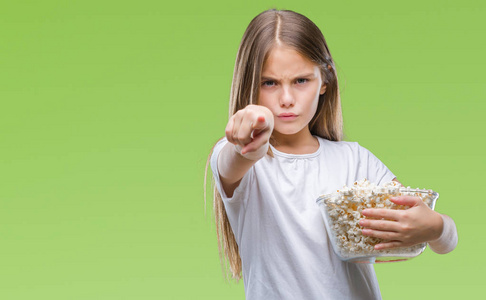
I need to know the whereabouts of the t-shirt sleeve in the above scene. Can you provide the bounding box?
[209,138,253,203]
[358,144,396,185]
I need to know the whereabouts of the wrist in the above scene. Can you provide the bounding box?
[428,214,458,254]
[431,211,444,241]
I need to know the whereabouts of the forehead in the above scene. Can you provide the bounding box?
[262,45,319,77]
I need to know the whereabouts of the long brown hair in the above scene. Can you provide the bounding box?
[208,9,343,281]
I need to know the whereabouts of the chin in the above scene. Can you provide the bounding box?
[273,127,306,136]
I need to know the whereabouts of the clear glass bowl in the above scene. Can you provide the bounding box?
[316,188,439,263]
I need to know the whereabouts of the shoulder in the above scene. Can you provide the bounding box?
[317,137,362,153]
[214,137,228,149]
[210,137,228,158]
[209,137,228,177]
[316,137,377,164]
[209,137,254,203]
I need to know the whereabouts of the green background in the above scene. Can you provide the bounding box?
[1,0,484,299]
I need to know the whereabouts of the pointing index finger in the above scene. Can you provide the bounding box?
[252,116,268,130]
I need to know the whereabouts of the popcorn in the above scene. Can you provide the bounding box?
[316,179,439,262]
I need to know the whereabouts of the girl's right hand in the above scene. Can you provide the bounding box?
[225,105,274,160]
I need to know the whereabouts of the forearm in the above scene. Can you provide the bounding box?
[217,142,264,197]
[428,214,458,254]
[218,105,273,197]
[393,178,458,253]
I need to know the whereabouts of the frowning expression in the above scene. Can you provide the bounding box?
[258,46,326,138]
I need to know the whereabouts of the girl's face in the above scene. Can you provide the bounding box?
[258,45,326,141]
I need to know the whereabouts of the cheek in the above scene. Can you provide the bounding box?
[303,93,320,121]
[256,92,263,106]
[257,91,271,107]
[309,100,319,118]
[306,90,320,111]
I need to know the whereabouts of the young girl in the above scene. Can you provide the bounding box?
[209,9,457,299]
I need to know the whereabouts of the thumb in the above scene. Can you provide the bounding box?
[390,195,422,207]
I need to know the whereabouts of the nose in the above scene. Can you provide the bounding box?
[280,85,295,107]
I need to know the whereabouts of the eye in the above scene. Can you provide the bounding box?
[296,78,308,84]
[262,80,275,87]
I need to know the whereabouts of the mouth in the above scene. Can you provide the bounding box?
[278,113,298,120]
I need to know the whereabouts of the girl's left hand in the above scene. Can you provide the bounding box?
[359,196,444,250]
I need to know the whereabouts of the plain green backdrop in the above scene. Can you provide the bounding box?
[1,0,484,299]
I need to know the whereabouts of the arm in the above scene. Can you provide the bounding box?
[218,105,274,197]
[359,178,458,254]
[427,214,457,254]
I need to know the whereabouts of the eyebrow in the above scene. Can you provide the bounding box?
[261,73,316,81]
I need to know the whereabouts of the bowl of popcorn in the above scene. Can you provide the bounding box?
[316,179,439,264]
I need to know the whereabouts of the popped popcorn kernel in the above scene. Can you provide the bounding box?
[316,179,439,263]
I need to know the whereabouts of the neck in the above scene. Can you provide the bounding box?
[271,129,319,154]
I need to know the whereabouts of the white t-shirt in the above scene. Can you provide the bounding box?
[210,136,396,300]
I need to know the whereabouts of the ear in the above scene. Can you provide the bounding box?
[320,84,327,95]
